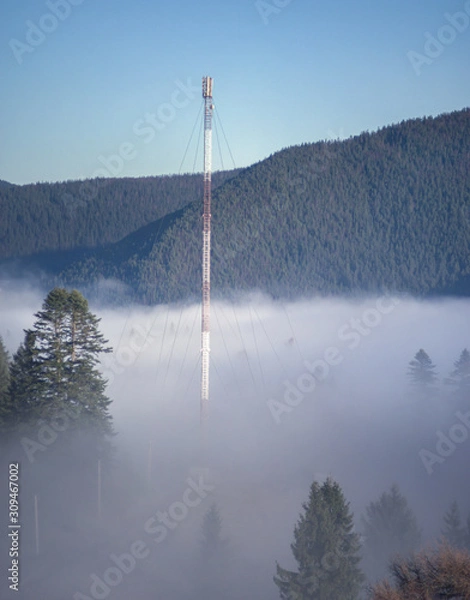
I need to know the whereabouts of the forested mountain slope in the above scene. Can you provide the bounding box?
[2,108,469,304]
[59,108,470,303]
[0,171,238,259]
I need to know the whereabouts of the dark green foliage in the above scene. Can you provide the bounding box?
[407,349,438,394]
[361,484,421,581]
[442,501,466,549]
[0,336,10,431]
[446,348,470,391]
[7,330,43,429]
[0,171,238,260]
[8,288,113,441]
[274,477,364,600]
[0,290,115,563]
[2,108,470,304]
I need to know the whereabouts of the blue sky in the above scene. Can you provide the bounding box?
[0,0,469,184]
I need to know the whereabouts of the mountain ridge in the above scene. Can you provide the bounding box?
[1,108,469,304]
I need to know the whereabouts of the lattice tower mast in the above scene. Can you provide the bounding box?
[201,76,213,424]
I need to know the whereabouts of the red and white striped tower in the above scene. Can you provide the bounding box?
[200,76,213,425]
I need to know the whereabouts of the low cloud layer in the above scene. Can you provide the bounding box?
[1,282,469,598]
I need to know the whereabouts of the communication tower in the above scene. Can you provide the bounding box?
[200,76,213,425]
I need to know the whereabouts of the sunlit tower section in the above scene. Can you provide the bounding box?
[200,76,214,426]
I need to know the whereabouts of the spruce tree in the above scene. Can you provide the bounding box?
[7,330,44,428]
[0,335,11,432]
[197,503,232,599]
[274,477,364,600]
[8,288,113,439]
[362,484,421,581]
[200,503,226,559]
[445,348,470,391]
[442,501,466,548]
[407,349,438,395]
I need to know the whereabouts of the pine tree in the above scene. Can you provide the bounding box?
[362,484,421,581]
[442,501,466,548]
[7,330,44,428]
[197,503,233,599]
[200,503,226,559]
[8,288,113,439]
[0,335,11,432]
[445,348,470,391]
[407,349,438,395]
[274,477,364,600]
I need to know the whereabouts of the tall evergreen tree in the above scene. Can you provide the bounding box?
[7,330,43,428]
[442,501,466,549]
[0,335,11,432]
[8,288,113,439]
[445,348,470,391]
[200,503,226,559]
[362,484,421,581]
[407,349,438,395]
[196,503,233,600]
[274,477,364,600]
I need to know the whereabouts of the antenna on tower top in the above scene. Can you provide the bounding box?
[200,76,213,426]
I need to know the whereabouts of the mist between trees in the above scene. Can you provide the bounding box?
[0,286,469,599]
